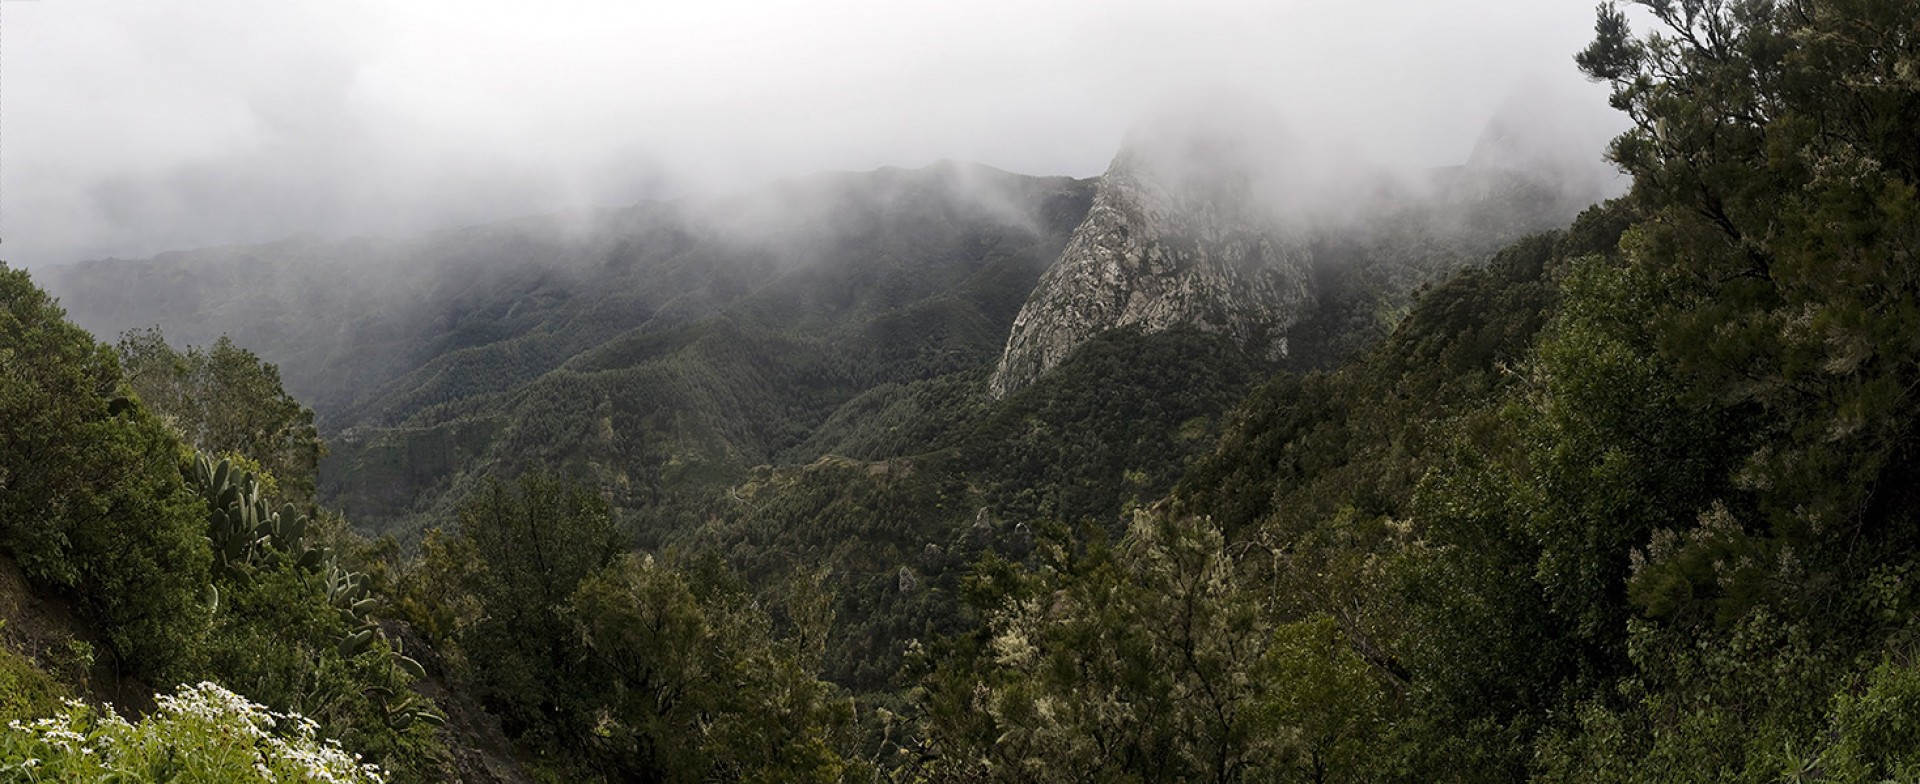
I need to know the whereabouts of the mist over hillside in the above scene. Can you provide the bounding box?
[19,2,1916,782]
[36,91,1610,547]
[39,84,1618,414]
[27,96,1613,721]
[9,5,1638,760]
[43,162,1089,417]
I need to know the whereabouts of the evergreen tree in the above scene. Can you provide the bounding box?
[0,264,211,679]
[118,328,325,504]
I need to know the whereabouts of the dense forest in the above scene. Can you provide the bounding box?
[4,1,1920,781]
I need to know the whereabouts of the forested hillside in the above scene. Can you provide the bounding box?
[5,0,1917,781]
[911,2,1920,779]
[44,152,1579,547]
[0,263,446,779]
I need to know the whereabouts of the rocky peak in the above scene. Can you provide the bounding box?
[987,109,1313,398]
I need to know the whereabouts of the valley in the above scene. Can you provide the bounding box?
[5,2,1917,780]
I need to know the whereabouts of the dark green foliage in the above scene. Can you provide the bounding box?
[1176,203,1630,543]
[1083,2,1920,777]
[0,265,445,778]
[962,328,1266,525]
[119,328,325,504]
[1494,0,1920,772]
[680,327,1274,694]
[917,514,1395,783]
[0,646,66,725]
[198,559,444,778]
[688,457,980,690]
[455,473,624,745]
[385,527,484,648]
[782,372,986,463]
[29,3,1920,777]
[316,169,1092,539]
[30,156,1588,781]
[1813,648,1920,782]
[0,263,212,680]
[180,455,448,778]
[1573,3,1639,81]
[566,553,859,782]
[385,474,861,781]
[190,454,330,574]
[905,203,1632,780]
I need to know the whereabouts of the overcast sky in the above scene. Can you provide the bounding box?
[0,0,1622,267]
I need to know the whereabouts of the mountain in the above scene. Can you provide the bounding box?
[37,130,1602,693]
[12,5,1917,781]
[39,100,1606,542]
[42,162,1095,529]
[990,94,1619,397]
[988,112,1314,397]
[41,162,1088,421]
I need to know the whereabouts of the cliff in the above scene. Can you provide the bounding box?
[989,122,1313,397]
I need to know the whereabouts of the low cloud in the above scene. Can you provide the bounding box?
[2,0,1624,267]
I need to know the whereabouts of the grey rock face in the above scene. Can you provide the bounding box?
[988,136,1313,398]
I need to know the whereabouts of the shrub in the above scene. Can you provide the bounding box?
[0,681,387,782]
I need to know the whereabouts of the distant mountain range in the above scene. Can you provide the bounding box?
[40,99,1614,540]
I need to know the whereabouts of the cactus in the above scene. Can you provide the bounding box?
[338,629,375,658]
[190,453,270,572]
[323,563,376,617]
[188,452,448,732]
[379,692,446,731]
[393,654,426,679]
[275,502,307,543]
[187,453,331,576]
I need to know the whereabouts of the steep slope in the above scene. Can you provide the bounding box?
[990,93,1622,397]
[988,121,1314,397]
[304,164,1097,533]
[40,162,1090,428]
[43,102,1614,548]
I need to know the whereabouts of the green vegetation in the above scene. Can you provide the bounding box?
[387,474,864,781]
[0,264,211,681]
[450,474,624,747]
[120,328,326,504]
[906,197,1630,782]
[307,168,1096,540]
[0,681,387,782]
[912,2,1920,780]
[915,512,1393,782]
[178,423,443,775]
[4,1,1915,780]
[0,273,442,778]
[0,644,66,726]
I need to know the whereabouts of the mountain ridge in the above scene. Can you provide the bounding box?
[38,104,1613,538]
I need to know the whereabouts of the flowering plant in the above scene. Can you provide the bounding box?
[0,681,386,782]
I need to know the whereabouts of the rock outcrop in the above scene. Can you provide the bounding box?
[988,118,1313,398]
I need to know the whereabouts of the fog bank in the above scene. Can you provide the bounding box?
[1,0,1623,267]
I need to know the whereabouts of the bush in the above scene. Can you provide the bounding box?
[0,645,64,727]
[0,263,212,680]
[0,681,387,782]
